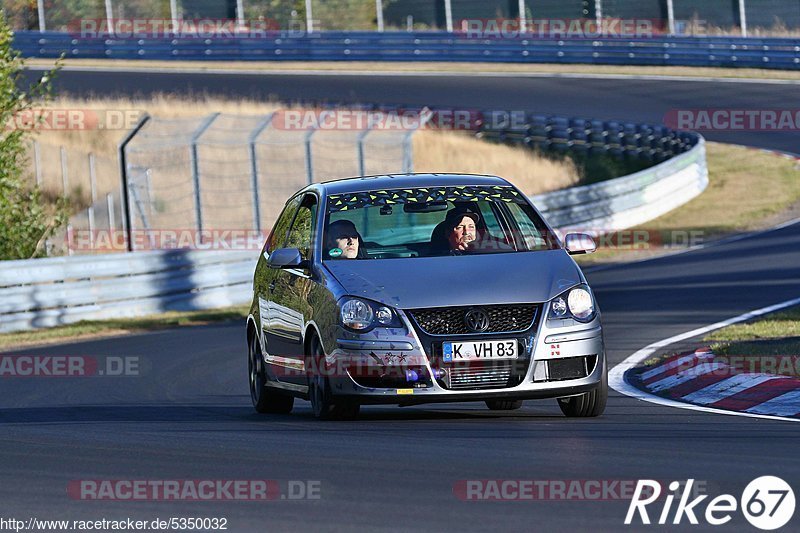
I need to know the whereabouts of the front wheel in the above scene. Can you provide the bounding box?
[249,333,294,414]
[557,363,607,418]
[307,337,360,420]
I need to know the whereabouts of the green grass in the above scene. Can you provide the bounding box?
[704,306,800,357]
[575,142,800,265]
[0,306,248,351]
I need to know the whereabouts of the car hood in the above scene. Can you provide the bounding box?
[324,250,583,309]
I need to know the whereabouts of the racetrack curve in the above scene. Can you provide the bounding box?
[3,69,800,531]
[24,67,800,154]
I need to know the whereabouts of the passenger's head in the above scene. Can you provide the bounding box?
[444,208,479,252]
[327,220,363,259]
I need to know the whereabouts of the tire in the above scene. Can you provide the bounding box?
[485,399,524,411]
[307,337,360,420]
[557,362,608,418]
[249,332,294,414]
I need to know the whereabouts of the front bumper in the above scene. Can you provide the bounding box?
[327,309,605,406]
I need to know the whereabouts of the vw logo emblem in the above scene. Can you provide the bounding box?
[464,308,490,333]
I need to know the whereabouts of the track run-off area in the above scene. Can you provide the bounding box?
[3,67,800,530]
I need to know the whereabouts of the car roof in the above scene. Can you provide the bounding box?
[303,173,512,196]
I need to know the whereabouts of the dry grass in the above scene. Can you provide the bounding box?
[27,58,800,81]
[32,94,283,155]
[28,95,579,207]
[413,129,579,195]
[630,142,800,235]
[574,142,800,265]
[27,95,284,203]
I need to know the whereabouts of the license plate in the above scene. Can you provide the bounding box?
[442,340,518,362]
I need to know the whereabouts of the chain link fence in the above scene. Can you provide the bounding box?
[45,110,419,254]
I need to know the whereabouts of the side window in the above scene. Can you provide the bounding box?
[266,196,301,254]
[286,195,318,260]
[477,201,504,239]
[506,202,547,250]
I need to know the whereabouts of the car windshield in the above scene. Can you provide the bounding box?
[323,185,559,260]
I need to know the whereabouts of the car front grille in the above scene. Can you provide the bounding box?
[408,304,538,336]
[446,363,513,390]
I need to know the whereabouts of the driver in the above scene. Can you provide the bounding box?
[446,208,479,253]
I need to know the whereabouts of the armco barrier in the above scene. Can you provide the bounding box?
[533,137,707,230]
[1,107,707,333]
[13,31,800,69]
[0,250,254,333]
[0,140,706,333]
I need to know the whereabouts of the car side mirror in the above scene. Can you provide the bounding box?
[564,233,597,255]
[267,248,308,269]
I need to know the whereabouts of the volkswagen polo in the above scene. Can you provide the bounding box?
[246,173,606,419]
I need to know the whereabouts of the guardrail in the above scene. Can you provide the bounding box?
[0,250,254,333]
[13,31,800,69]
[533,137,707,230]
[2,109,707,333]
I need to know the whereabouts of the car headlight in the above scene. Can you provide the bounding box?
[548,285,596,322]
[550,296,568,317]
[341,299,374,330]
[567,288,594,320]
[340,297,402,331]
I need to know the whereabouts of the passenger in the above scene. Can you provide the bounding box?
[326,219,366,259]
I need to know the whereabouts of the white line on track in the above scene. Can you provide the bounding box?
[609,295,800,423]
[22,65,800,85]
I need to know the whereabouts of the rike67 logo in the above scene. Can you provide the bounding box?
[626,477,795,530]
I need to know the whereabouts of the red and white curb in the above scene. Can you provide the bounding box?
[631,348,800,418]
[609,295,800,423]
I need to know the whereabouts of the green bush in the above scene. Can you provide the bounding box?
[0,12,66,260]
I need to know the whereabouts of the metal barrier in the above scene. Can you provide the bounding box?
[533,137,707,230]
[3,107,707,333]
[13,31,800,69]
[0,133,706,332]
[0,250,254,333]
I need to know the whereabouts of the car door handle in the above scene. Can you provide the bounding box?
[269,282,276,291]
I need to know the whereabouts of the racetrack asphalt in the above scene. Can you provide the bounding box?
[24,67,800,154]
[3,69,800,531]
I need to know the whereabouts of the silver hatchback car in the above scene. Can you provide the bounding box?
[246,173,606,419]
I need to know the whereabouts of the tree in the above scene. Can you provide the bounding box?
[0,11,65,260]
